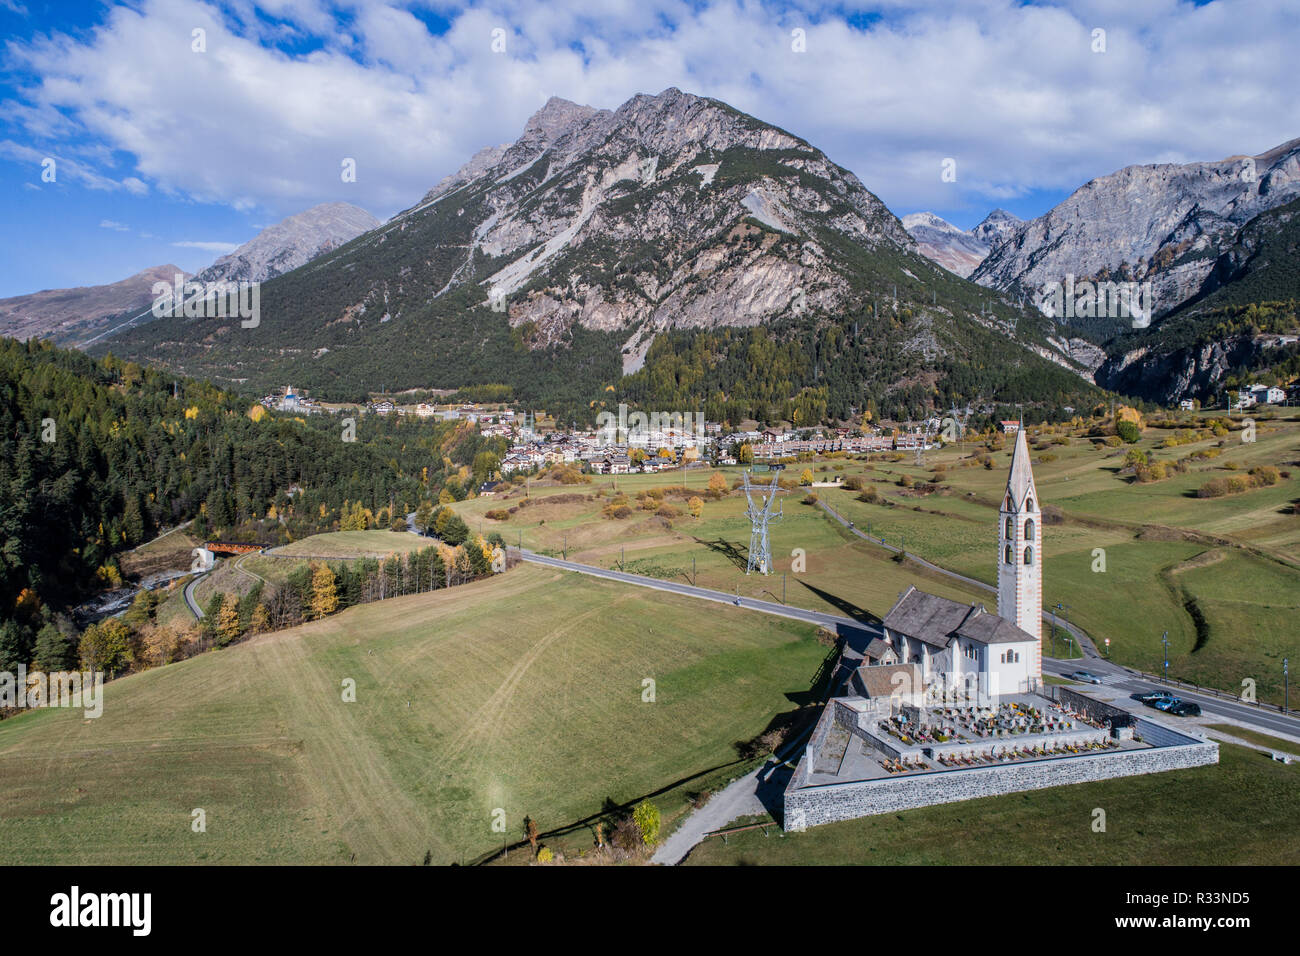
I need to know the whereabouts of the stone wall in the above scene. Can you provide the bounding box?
[784,725,1217,832]
[1055,686,1134,730]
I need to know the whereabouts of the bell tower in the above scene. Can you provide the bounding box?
[997,425,1042,677]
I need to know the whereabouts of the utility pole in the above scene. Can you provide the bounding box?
[782,571,786,605]
[1285,657,1290,713]
[692,556,696,586]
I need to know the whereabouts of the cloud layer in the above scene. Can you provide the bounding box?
[4,0,1299,223]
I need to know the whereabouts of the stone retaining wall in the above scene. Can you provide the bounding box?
[784,725,1217,831]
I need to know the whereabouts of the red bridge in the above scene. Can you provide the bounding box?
[205,541,266,555]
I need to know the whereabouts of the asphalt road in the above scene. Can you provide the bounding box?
[1043,657,1300,740]
[517,548,881,644]
[183,572,205,619]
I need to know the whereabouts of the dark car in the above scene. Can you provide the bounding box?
[1070,670,1103,684]
[1169,701,1202,717]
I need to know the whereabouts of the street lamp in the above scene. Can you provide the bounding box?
[1161,631,1170,682]
[1285,658,1290,714]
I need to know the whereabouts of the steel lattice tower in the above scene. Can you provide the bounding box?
[743,470,783,575]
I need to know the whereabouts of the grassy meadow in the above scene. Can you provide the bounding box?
[453,410,1300,702]
[0,564,826,865]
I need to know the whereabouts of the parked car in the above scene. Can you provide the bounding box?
[1169,701,1202,717]
[1153,697,1181,712]
[1136,691,1177,707]
[1070,670,1103,684]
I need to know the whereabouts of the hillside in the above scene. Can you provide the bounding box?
[1095,198,1300,403]
[0,565,825,865]
[0,337,490,631]
[974,137,1300,340]
[0,264,184,347]
[97,89,1097,422]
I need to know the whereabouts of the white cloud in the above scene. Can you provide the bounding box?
[173,239,240,253]
[99,219,130,231]
[4,0,1299,221]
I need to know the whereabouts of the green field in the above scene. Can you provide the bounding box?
[272,529,430,558]
[461,415,1300,702]
[0,564,826,864]
[685,744,1299,865]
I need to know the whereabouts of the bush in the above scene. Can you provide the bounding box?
[856,484,880,504]
[1249,465,1281,486]
[632,800,661,846]
[602,503,633,519]
[802,493,819,505]
[536,846,553,863]
[484,509,510,521]
[1116,420,1141,443]
[842,474,865,491]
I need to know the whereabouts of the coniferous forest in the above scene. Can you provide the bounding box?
[0,337,506,662]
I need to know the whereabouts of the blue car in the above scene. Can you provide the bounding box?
[1153,697,1181,712]
[1136,691,1176,707]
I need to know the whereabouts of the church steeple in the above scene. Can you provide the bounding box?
[998,426,1042,678]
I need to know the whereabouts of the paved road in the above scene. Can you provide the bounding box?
[1043,658,1300,740]
[516,548,881,644]
[183,572,206,619]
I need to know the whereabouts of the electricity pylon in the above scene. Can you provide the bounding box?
[743,470,783,575]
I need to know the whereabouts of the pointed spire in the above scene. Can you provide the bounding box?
[1004,427,1035,510]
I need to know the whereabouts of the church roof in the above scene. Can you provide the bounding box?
[853,662,923,700]
[883,586,1037,648]
[1004,427,1036,510]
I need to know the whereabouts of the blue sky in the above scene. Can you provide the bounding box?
[1,0,1296,297]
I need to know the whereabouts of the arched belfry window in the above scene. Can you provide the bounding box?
[1004,517,1014,539]
[1025,519,1035,542]
[1004,544,1013,564]
[1024,545,1034,565]
[1026,497,1035,512]
[1004,495,1012,510]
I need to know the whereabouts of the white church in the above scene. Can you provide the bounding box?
[856,426,1043,703]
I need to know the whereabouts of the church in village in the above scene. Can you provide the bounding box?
[855,426,1043,704]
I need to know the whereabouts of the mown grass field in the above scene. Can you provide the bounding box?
[685,744,1300,865]
[0,564,826,865]
[458,412,1300,702]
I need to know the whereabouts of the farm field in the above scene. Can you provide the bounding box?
[684,744,1300,865]
[0,564,826,865]
[458,412,1300,702]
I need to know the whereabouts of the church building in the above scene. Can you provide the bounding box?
[855,425,1044,702]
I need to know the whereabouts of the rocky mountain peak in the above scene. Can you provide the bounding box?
[195,202,380,286]
[972,137,1300,326]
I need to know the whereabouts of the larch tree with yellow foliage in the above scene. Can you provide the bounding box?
[310,563,339,619]
[216,595,242,646]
